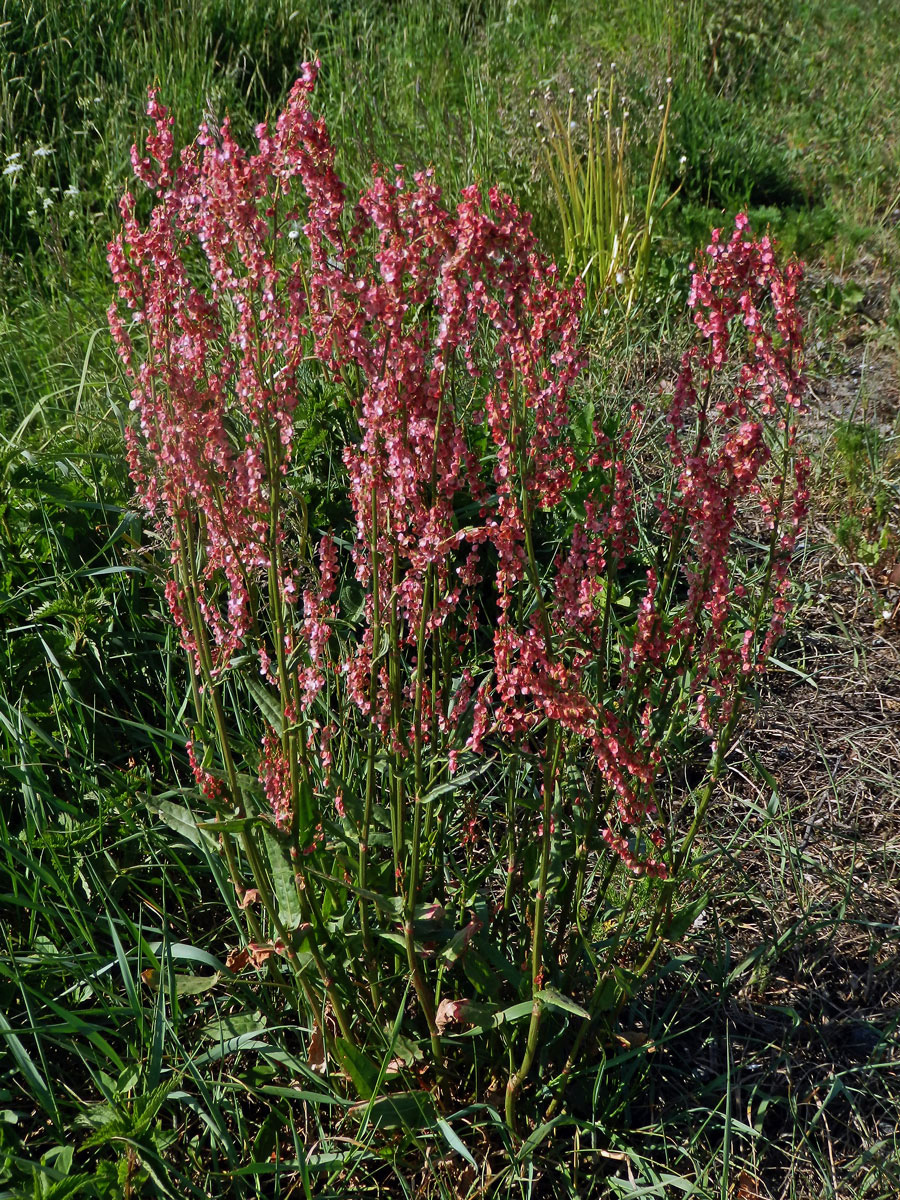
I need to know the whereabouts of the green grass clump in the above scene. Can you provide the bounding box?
[829,420,895,567]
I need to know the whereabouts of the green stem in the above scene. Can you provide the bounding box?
[405,564,442,1071]
[505,724,562,1132]
[500,756,520,943]
[175,519,350,1035]
[544,878,637,1119]
[554,769,612,967]
[359,487,383,1011]
[408,566,433,912]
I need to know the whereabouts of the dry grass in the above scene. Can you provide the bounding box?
[669,290,900,1194]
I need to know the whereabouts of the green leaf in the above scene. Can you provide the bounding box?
[463,949,500,999]
[333,1039,379,1100]
[572,400,596,449]
[440,925,477,966]
[747,750,779,795]
[665,893,710,942]
[261,825,303,928]
[245,675,284,736]
[517,1115,574,1163]
[41,1143,73,1178]
[478,939,526,990]
[565,490,588,522]
[766,654,817,687]
[170,972,220,996]
[106,914,141,1018]
[375,931,409,952]
[252,1113,280,1164]
[147,942,230,975]
[0,1009,59,1126]
[202,1013,267,1042]
[537,988,590,1019]
[296,775,316,847]
[385,1033,422,1067]
[351,1090,436,1129]
[196,816,260,835]
[591,973,620,1014]
[840,280,865,312]
[191,1036,272,1066]
[147,798,216,851]
[459,1000,534,1035]
[423,762,492,805]
[308,860,401,916]
[436,1117,477,1166]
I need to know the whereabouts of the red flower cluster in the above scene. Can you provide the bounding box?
[109,68,807,879]
[108,66,342,675]
[653,214,809,735]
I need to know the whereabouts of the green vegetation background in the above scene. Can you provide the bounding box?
[1,0,898,1196]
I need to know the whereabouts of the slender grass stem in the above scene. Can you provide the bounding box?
[505,723,562,1131]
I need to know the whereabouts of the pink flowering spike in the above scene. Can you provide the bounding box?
[186,739,224,802]
[649,214,808,740]
[259,728,292,831]
[129,90,176,191]
[108,66,347,675]
[110,73,809,1041]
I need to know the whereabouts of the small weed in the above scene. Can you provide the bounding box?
[821,419,896,583]
[833,420,882,490]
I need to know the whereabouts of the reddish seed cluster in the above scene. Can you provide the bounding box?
[259,729,292,831]
[109,68,807,877]
[652,215,809,728]
[305,162,584,747]
[186,739,223,802]
[108,66,342,675]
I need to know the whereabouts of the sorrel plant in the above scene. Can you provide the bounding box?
[108,65,808,1133]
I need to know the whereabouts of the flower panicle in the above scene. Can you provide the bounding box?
[108,70,808,877]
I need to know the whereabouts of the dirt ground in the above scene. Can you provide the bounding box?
[682,265,900,1197]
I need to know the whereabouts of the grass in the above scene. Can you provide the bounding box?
[1,0,898,1196]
